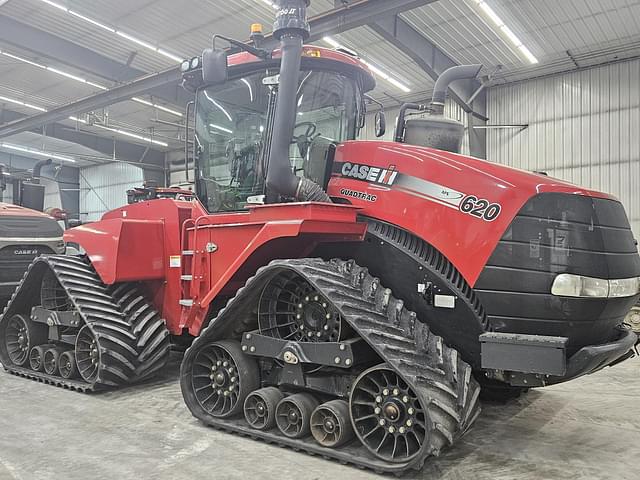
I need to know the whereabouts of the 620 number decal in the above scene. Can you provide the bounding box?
[459,196,501,221]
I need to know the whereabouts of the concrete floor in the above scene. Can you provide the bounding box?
[0,353,638,480]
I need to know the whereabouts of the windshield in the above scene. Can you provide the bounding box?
[195,68,362,212]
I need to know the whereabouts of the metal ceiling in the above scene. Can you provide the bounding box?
[0,0,638,165]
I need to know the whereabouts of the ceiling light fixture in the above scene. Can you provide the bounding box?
[0,142,76,163]
[473,0,538,64]
[131,97,183,117]
[37,0,183,63]
[322,37,411,93]
[0,49,182,117]
[0,92,171,147]
[94,124,168,147]
[0,95,47,112]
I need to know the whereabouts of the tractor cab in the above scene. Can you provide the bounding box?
[182,46,375,213]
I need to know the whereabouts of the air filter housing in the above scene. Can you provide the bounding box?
[403,116,464,153]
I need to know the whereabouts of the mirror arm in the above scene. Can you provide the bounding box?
[364,94,384,111]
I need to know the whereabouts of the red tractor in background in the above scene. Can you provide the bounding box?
[1,0,638,473]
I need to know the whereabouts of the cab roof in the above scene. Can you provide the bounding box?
[227,46,376,92]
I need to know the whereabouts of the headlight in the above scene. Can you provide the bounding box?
[551,274,640,298]
[609,277,640,298]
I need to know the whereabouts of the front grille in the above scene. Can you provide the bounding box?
[475,193,640,354]
[0,245,55,284]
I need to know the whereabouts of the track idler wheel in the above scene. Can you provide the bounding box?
[58,351,78,379]
[276,393,319,439]
[310,399,354,448]
[350,365,427,463]
[75,325,100,383]
[191,340,259,419]
[43,347,66,375]
[244,387,284,431]
[29,345,47,372]
[4,314,47,367]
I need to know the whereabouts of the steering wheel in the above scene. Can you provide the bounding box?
[291,122,317,158]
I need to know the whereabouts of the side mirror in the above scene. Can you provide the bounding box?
[375,111,386,138]
[202,48,228,85]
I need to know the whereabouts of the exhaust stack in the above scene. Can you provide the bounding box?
[265,0,331,203]
[397,65,482,153]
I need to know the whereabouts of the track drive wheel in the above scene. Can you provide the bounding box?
[190,340,259,419]
[3,314,47,367]
[276,393,319,439]
[244,387,284,431]
[350,365,427,464]
[311,400,354,448]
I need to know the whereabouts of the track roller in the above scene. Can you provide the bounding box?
[2,314,47,367]
[29,345,47,372]
[350,365,427,463]
[191,340,259,418]
[244,387,284,430]
[43,347,66,375]
[310,399,354,448]
[276,393,319,439]
[58,351,78,379]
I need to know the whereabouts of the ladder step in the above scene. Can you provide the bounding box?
[179,299,194,307]
[181,275,193,281]
[182,250,194,255]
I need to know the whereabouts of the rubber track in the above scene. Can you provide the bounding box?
[0,256,169,391]
[181,258,480,474]
[110,283,171,380]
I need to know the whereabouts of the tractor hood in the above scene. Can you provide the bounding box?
[328,141,626,285]
[0,202,63,239]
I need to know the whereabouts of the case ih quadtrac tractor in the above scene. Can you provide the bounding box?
[1,0,639,473]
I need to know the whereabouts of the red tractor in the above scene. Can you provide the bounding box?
[1,0,638,473]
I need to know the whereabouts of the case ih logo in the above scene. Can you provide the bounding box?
[341,162,398,186]
[13,249,38,256]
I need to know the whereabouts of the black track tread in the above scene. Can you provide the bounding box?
[0,256,140,390]
[0,256,169,391]
[181,258,480,474]
[109,283,170,381]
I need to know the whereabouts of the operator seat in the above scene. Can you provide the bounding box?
[303,136,336,188]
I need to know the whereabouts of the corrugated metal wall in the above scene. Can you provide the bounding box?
[487,58,640,238]
[79,163,144,222]
[360,98,470,156]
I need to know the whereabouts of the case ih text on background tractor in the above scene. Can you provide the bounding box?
[1,0,639,474]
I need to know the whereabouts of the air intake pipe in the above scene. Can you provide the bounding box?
[265,0,331,203]
[31,158,52,185]
[430,64,482,115]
